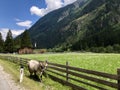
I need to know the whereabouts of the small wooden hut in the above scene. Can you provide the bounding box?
[18,47,33,54]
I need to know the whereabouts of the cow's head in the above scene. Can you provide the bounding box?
[39,61,48,72]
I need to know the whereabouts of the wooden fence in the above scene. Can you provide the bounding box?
[0,55,119,90]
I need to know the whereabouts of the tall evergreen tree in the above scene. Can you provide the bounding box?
[14,37,21,52]
[4,30,14,53]
[0,32,4,52]
[21,30,32,48]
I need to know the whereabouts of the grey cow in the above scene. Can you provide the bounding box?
[27,60,48,81]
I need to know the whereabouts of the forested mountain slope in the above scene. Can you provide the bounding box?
[28,0,120,51]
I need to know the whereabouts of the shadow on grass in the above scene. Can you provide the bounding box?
[26,75,41,82]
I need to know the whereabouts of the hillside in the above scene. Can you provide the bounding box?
[28,0,89,48]
[70,0,120,50]
[28,0,120,50]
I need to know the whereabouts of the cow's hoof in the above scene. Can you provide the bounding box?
[30,75,32,78]
[39,79,42,83]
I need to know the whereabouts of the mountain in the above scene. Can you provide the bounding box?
[28,0,120,50]
[71,0,120,50]
[28,0,88,48]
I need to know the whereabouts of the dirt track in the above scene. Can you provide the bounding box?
[0,65,26,90]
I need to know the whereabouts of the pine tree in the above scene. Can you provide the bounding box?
[4,30,14,53]
[14,37,21,52]
[0,32,4,52]
[21,30,32,48]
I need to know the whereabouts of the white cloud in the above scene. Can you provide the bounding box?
[45,0,63,10]
[30,6,46,16]
[16,20,32,28]
[30,0,77,17]
[0,28,24,40]
[63,0,77,6]
[12,29,24,38]
[15,18,22,22]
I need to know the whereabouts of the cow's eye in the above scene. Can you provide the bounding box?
[41,66,44,69]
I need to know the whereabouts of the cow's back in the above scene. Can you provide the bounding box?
[28,60,39,72]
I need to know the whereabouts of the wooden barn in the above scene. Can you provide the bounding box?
[18,47,33,54]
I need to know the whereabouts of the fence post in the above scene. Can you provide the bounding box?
[20,58,22,66]
[11,56,13,62]
[66,61,69,82]
[117,68,120,90]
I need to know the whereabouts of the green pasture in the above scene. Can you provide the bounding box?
[0,57,71,90]
[1,53,120,90]
[11,52,120,74]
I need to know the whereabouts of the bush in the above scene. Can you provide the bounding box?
[106,45,114,53]
[39,49,47,53]
[90,47,106,53]
[97,47,106,53]
[113,44,120,53]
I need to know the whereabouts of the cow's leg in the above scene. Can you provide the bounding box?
[29,70,33,77]
[28,65,33,77]
[34,71,37,76]
[41,75,42,81]
[39,72,43,82]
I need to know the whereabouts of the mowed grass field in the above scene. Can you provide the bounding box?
[2,52,120,90]
[12,52,120,74]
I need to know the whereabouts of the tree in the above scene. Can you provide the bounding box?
[0,32,4,52]
[106,45,113,53]
[4,30,14,53]
[113,44,120,53]
[14,37,21,52]
[21,30,32,48]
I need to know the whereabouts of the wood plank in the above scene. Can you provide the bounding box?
[48,66,117,88]
[117,69,120,90]
[47,69,66,78]
[48,62,117,80]
[69,76,107,90]
[67,66,118,80]
[47,68,107,90]
[48,66,66,73]
[68,70,117,89]
[47,74,86,90]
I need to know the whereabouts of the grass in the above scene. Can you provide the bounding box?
[10,52,120,74]
[1,52,120,89]
[0,58,72,90]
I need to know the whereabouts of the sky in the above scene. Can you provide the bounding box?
[0,0,76,40]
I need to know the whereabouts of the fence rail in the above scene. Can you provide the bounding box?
[0,55,119,90]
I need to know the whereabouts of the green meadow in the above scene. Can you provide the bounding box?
[0,56,71,90]
[12,53,120,74]
[1,53,120,90]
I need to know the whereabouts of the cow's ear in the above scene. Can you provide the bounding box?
[39,62,42,66]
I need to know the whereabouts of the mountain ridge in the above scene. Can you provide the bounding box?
[28,0,88,48]
[27,0,120,50]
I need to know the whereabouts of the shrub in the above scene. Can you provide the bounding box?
[106,45,114,53]
[113,44,120,53]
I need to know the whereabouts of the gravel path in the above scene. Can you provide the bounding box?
[0,65,26,90]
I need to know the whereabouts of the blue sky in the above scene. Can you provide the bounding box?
[0,0,76,39]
